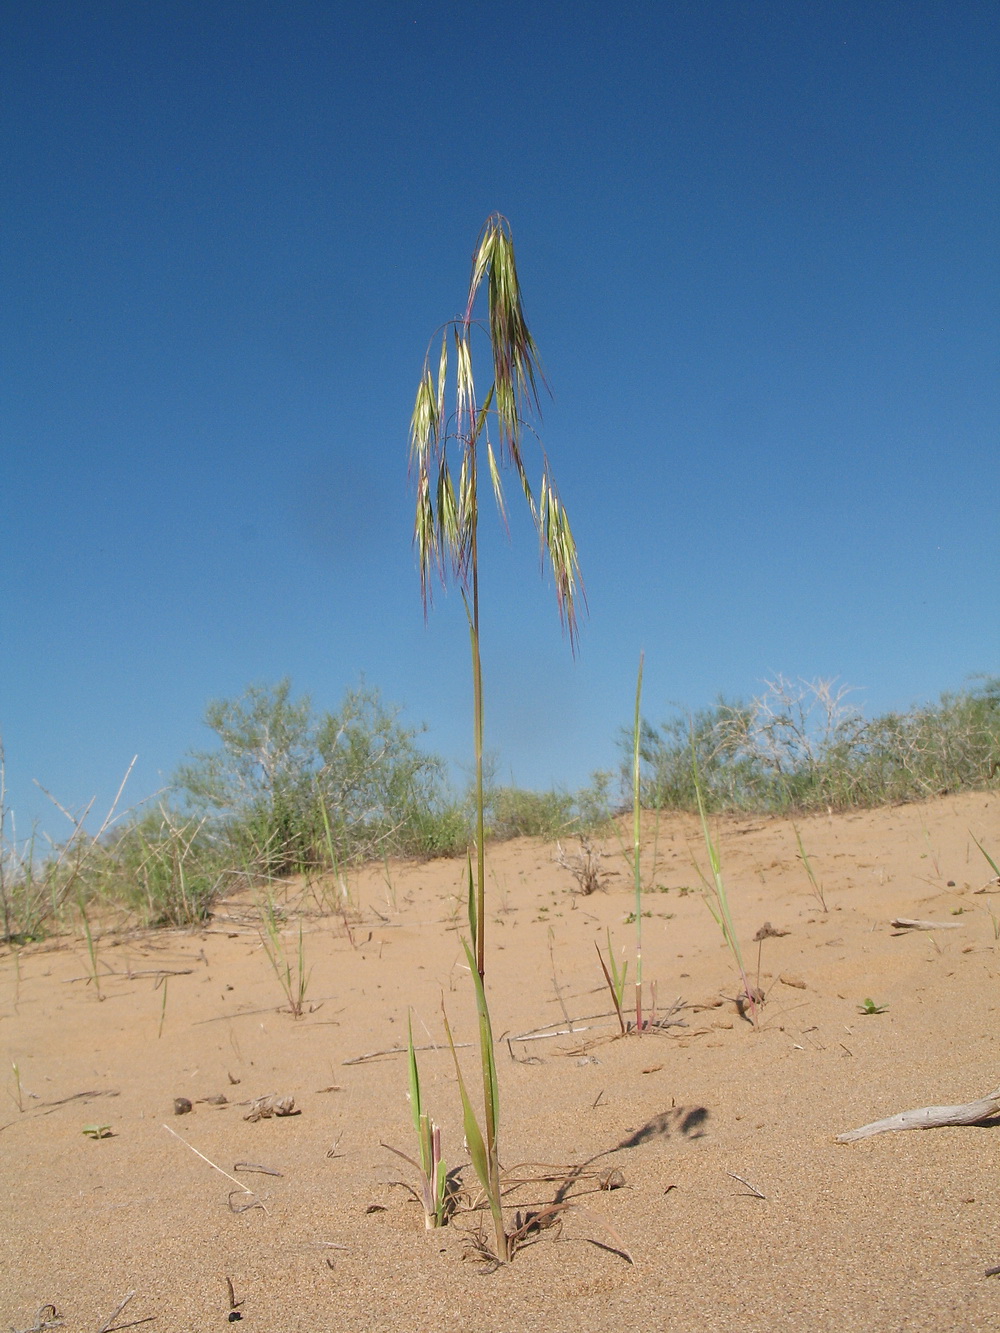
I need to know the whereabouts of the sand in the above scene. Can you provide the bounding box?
[2,792,999,1332]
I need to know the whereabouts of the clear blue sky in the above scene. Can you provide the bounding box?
[3,1,997,836]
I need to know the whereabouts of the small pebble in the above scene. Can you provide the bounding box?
[173,1097,192,1115]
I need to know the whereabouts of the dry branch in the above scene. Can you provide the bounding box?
[837,1085,1000,1142]
[890,917,963,931]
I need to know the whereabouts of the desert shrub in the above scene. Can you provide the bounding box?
[175,679,459,876]
[637,676,1000,814]
[315,684,456,862]
[97,808,225,926]
[394,800,470,860]
[175,679,321,877]
[0,834,51,944]
[573,769,619,831]
[486,786,576,840]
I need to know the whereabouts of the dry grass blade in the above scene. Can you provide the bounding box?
[162,1122,265,1208]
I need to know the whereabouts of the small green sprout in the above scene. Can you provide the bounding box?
[858,998,887,1015]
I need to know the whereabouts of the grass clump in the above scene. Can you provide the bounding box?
[257,896,311,1018]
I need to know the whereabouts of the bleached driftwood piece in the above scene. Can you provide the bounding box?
[837,1086,1000,1143]
[889,917,963,930]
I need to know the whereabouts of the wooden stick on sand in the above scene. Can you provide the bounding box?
[837,1085,1000,1143]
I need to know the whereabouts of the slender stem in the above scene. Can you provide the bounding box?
[469,449,486,982]
[633,652,644,1032]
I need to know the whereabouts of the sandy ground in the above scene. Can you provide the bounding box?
[2,792,999,1332]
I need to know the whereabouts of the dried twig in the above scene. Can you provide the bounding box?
[890,917,963,931]
[12,1305,64,1333]
[342,1042,470,1065]
[837,1085,1000,1142]
[726,1170,766,1200]
[95,1290,154,1333]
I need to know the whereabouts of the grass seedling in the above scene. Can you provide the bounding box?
[595,930,628,1035]
[157,975,169,1039]
[693,765,758,1025]
[382,1013,448,1230]
[972,832,1000,885]
[77,892,102,1000]
[792,822,827,912]
[10,1061,23,1113]
[410,215,583,1262]
[258,897,310,1018]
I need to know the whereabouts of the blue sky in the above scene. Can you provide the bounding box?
[2,1,997,836]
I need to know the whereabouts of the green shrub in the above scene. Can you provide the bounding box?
[637,675,1000,814]
[486,786,576,840]
[96,809,224,926]
[175,679,460,876]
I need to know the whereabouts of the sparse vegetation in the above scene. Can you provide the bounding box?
[638,675,1000,814]
[1,674,996,946]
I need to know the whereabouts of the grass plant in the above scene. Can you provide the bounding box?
[257,897,310,1018]
[792,822,828,912]
[595,930,628,1035]
[77,892,102,1000]
[382,1013,449,1229]
[409,214,583,1261]
[972,832,999,883]
[693,768,758,1025]
[630,655,645,1032]
[157,976,169,1039]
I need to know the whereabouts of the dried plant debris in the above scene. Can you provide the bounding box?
[554,837,612,895]
[754,921,789,940]
[838,1085,1000,1142]
[12,1305,64,1333]
[96,1290,154,1333]
[243,1094,297,1122]
[890,917,963,931]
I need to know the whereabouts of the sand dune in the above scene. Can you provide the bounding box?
[2,792,999,1331]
